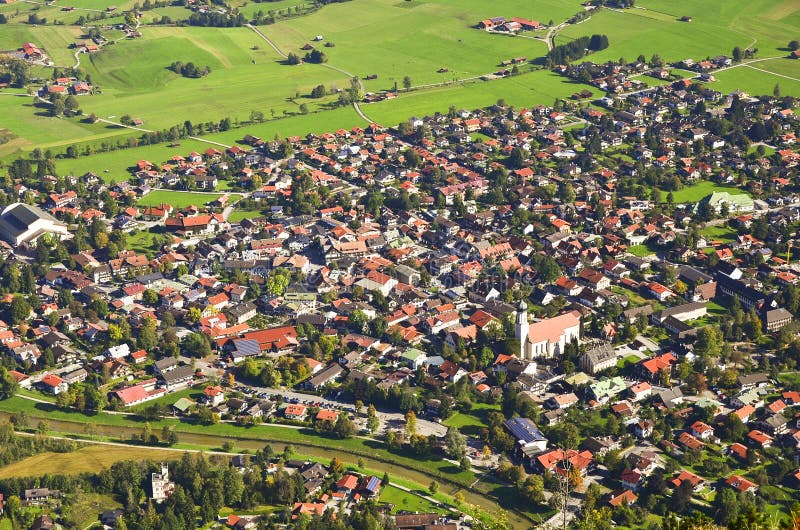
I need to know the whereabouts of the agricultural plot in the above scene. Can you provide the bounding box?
[262,0,575,92]
[708,58,800,98]
[557,0,800,67]
[0,445,184,478]
[78,26,350,130]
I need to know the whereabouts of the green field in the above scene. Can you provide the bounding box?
[137,190,240,208]
[707,59,800,98]
[627,244,656,257]
[0,444,184,478]
[669,181,749,203]
[558,0,800,66]
[699,224,738,243]
[379,485,444,514]
[52,138,219,180]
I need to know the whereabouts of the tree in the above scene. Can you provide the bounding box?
[429,480,438,494]
[402,76,412,91]
[334,413,355,439]
[405,410,417,437]
[732,46,743,62]
[184,332,211,358]
[519,474,545,504]
[694,326,723,357]
[789,40,800,51]
[0,366,18,399]
[9,295,31,324]
[444,426,467,460]
[367,404,379,433]
[286,52,301,65]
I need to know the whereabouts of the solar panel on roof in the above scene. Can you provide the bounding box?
[233,339,260,356]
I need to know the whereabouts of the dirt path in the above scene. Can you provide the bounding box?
[245,23,374,123]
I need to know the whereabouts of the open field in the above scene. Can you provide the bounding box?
[707,59,800,98]
[670,181,749,203]
[79,26,350,129]
[264,0,577,92]
[558,0,800,66]
[0,444,184,478]
[137,190,240,208]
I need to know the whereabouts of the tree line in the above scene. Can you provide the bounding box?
[547,34,610,65]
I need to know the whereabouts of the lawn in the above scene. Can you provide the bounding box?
[699,224,738,243]
[628,244,656,257]
[228,210,265,222]
[443,402,499,436]
[669,181,749,203]
[379,485,445,514]
[137,190,241,208]
[0,445,184,478]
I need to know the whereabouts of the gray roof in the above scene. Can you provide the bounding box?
[0,203,61,240]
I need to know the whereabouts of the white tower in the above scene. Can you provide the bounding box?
[515,300,529,359]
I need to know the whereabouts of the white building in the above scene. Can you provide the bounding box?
[151,464,175,503]
[0,203,68,247]
[514,302,580,359]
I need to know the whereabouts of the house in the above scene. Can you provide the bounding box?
[671,470,705,492]
[39,374,68,395]
[588,377,626,403]
[504,417,548,452]
[151,464,175,502]
[303,363,344,390]
[608,490,638,508]
[726,474,758,494]
[284,404,308,420]
[23,488,61,505]
[690,421,714,440]
[579,342,616,374]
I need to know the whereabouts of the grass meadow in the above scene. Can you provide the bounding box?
[0,0,798,163]
[0,444,184,478]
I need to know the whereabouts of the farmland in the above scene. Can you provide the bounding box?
[0,444,184,479]
[0,0,797,162]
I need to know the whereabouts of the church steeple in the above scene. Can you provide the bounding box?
[515,300,529,359]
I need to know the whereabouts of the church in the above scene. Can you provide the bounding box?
[514,302,581,359]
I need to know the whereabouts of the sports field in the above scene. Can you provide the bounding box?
[137,190,240,208]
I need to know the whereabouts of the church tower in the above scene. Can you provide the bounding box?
[515,300,529,359]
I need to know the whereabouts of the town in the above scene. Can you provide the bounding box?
[0,0,799,526]
[0,63,797,530]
